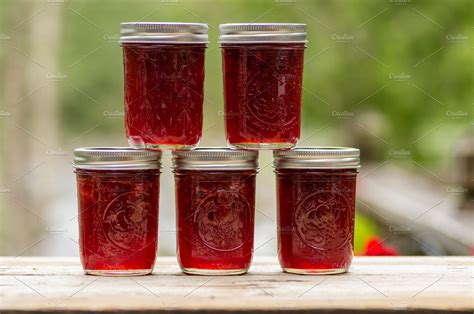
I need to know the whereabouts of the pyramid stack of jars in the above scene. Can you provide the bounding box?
[73,23,360,276]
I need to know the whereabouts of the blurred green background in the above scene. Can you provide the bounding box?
[0,0,472,257]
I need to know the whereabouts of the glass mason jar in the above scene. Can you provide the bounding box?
[172,148,258,275]
[73,148,161,276]
[273,148,360,275]
[219,23,307,150]
[120,22,208,150]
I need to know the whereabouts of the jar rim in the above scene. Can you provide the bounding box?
[273,147,360,169]
[74,147,161,170]
[120,22,209,44]
[172,147,258,170]
[219,23,307,44]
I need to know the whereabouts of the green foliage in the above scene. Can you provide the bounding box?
[354,211,379,255]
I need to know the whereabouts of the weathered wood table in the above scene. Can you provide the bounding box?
[0,257,472,313]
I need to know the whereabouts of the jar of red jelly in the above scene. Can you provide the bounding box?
[219,23,307,150]
[172,148,258,275]
[273,147,360,275]
[120,22,208,150]
[74,148,161,276]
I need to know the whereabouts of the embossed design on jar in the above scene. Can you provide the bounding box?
[244,55,299,128]
[245,93,298,128]
[294,191,351,250]
[123,45,205,148]
[102,191,150,251]
[194,190,250,252]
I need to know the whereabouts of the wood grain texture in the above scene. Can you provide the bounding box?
[0,256,472,313]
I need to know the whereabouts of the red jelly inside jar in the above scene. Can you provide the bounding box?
[121,23,208,150]
[220,24,307,149]
[74,148,161,276]
[173,149,258,275]
[274,148,360,274]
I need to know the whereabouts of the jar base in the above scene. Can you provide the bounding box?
[84,269,153,277]
[228,142,295,150]
[283,267,348,275]
[128,139,195,151]
[181,267,248,276]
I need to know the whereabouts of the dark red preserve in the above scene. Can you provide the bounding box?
[74,148,161,276]
[172,148,258,275]
[120,22,208,149]
[274,148,360,274]
[219,23,307,149]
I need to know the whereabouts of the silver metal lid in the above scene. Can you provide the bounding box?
[120,22,209,44]
[74,147,161,170]
[274,147,360,169]
[172,148,258,170]
[219,23,307,44]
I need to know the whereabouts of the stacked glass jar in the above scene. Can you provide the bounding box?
[73,22,360,276]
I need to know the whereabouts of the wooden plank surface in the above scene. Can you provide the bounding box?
[0,256,472,313]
